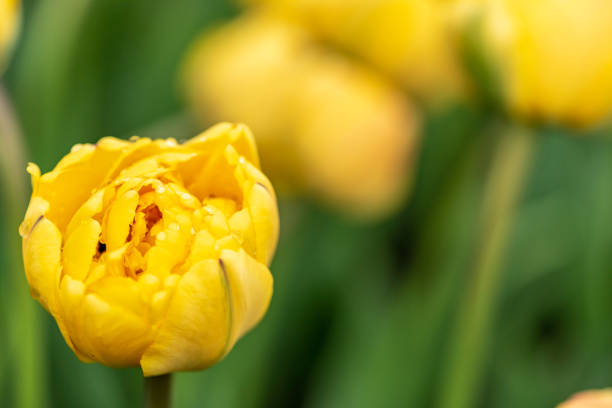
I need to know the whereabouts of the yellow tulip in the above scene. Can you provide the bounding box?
[558,389,612,408]
[182,13,419,219]
[480,0,612,127]
[20,123,279,376]
[241,0,469,102]
[0,0,19,72]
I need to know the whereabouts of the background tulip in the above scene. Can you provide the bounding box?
[479,0,612,127]
[182,13,419,219]
[240,0,469,103]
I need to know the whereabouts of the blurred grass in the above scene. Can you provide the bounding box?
[0,84,47,408]
[2,1,612,408]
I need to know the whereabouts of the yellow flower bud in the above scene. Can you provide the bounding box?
[480,0,612,127]
[20,123,279,376]
[558,389,612,408]
[182,13,419,219]
[241,0,469,102]
[0,0,20,72]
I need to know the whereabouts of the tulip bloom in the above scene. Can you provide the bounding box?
[558,389,612,408]
[20,123,279,376]
[183,13,419,219]
[480,0,612,127]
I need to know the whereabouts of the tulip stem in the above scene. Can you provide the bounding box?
[144,374,172,408]
[438,126,535,408]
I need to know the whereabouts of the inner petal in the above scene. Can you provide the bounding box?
[104,189,139,251]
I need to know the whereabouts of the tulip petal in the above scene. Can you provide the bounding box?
[57,276,94,362]
[35,140,134,231]
[81,295,153,366]
[22,216,61,312]
[140,259,231,376]
[104,189,139,251]
[185,122,260,168]
[63,218,101,281]
[78,276,153,366]
[65,189,105,238]
[228,208,256,256]
[246,182,279,266]
[227,123,260,168]
[186,145,242,202]
[219,249,273,353]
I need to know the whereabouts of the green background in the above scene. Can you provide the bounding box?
[2,1,612,407]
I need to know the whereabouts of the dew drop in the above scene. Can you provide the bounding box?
[70,144,84,152]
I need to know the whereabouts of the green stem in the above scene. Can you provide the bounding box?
[438,126,535,408]
[145,374,172,408]
[0,86,46,408]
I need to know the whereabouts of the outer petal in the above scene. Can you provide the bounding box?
[140,260,231,376]
[58,275,154,366]
[229,148,279,265]
[82,277,154,366]
[18,163,46,236]
[245,181,279,266]
[56,276,94,362]
[219,249,273,353]
[22,215,61,312]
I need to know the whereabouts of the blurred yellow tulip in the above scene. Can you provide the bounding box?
[0,0,19,72]
[292,55,418,218]
[240,0,469,103]
[558,389,612,408]
[480,0,612,127]
[20,123,279,376]
[182,13,419,219]
[183,15,308,190]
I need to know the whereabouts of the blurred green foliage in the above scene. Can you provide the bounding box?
[2,1,612,408]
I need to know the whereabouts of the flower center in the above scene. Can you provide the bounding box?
[76,175,243,284]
